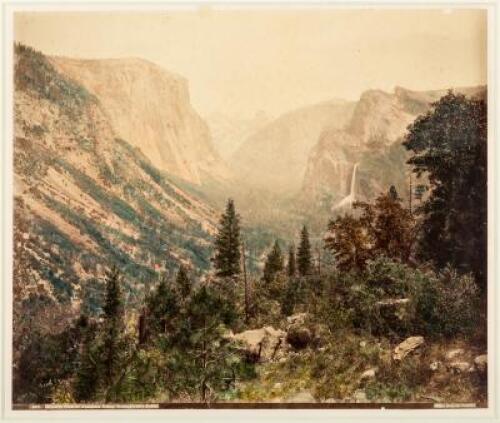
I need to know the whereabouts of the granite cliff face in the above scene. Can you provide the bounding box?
[14,45,218,311]
[231,100,356,195]
[51,56,229,185]
[301,86,486,210]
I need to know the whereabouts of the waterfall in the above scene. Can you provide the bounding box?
[332,162,359,211]
[349,162,359,202]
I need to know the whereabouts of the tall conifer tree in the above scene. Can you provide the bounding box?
[263,240,284,283]
[297,226,312,277]
[175,264,191,299]
[101,267,125,389]
[213,199,241,277]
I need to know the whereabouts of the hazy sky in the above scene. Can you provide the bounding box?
[14,8,487,118]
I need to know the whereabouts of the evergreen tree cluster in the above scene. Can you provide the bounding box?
[403,92,487,289]
[213,199,241,278]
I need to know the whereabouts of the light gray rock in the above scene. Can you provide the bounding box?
[360,368,377,380]
[231,326,286,362]
[393,336,424,361]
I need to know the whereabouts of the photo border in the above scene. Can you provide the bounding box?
[1,1,498,421]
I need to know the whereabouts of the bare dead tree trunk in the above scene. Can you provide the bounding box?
[242,242,249,324]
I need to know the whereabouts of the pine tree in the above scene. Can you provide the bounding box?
[175,264,191,299]
[101,267,125,389]
[74,324,99,402]
[213,199,241,277]
[146,276,179,337]
[169,286,239,402]
[287,245,296,277]
[263,240,284,283]
[297,226,312,277]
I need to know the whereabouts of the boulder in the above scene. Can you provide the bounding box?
[360,368,378,380]
[392,336,425,361]
[474,354,487,373]
[286,325,312,350]
[232,326,286,363]
[445,348,465,360]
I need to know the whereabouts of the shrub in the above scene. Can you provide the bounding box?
[414,266,479,338]
[317,257,480,340]
[286,326,312,350]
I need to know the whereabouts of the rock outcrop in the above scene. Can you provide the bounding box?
[51,56,229,185]
[393,336,425,361]
[301,86,486,210]
[231,326,287,363]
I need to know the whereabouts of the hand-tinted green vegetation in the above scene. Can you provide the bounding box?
[13,63,487,408]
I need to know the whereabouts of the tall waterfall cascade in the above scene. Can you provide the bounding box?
[332,162,359,211]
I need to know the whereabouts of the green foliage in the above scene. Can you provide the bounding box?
[175,265,192,299]
[55,159,140,224]
[73,322,100,402]
[317,256,480,340]
[213,199,241,277]
[72,269,137,403]
[100,268,129,399]
[262,240,284,283]
[297,226,312,276]
[413,266,480,338]
[145,277,179,340]
[403,92,487,289]
[15,315,88,403]
[281,276,300,316]
[326,189,416,272]
[326,214,373,272]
